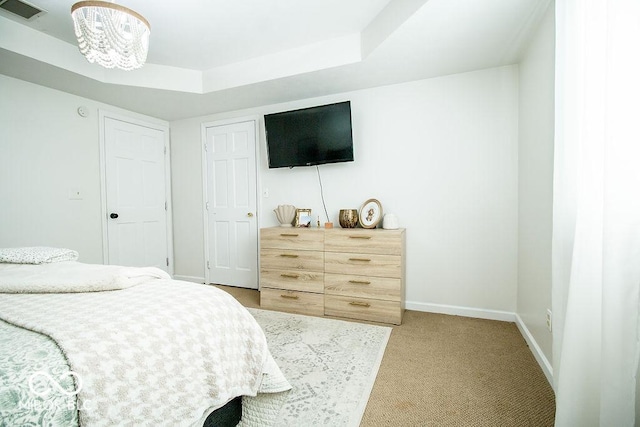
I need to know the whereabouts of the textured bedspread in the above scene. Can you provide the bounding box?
[0,262,290,426]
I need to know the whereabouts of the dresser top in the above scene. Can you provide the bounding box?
[263,226,404,233]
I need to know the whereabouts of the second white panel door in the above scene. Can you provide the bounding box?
[204,120,258,288]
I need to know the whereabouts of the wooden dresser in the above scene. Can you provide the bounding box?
[259,227,405,324]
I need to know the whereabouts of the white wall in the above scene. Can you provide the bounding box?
[0,75,166,263]
[517,4,555,365]
[171,65,519,313]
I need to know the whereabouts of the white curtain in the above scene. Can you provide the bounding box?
[552,0,640,426]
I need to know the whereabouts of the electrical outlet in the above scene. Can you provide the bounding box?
[546,309,552,332]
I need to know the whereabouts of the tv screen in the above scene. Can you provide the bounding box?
[264,101,354,168]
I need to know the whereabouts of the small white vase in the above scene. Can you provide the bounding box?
[274,205,296,227]
[382,213,399,229]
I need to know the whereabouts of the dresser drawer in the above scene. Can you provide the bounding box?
[261,248,324,271]
[324,229,404,255]
[260,269,324,293]
[325,294,402,325]
[260,288,324,317]
[260,228,324,251]
[324,252,401,278]
[324,273,401,301]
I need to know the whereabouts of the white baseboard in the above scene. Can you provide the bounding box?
[515,314,553,386]
[405,300,553,387]
[173,275,205,284]
[405,300,516,322]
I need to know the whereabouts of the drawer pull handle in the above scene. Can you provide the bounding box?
[348,235,372,239]
[281,273,300,279]
[349,280,371,285]
[349,257,371,262]
[279,254,299,258]
[349,301,371,308]
[280,233,299,237]
[280,294,299,300]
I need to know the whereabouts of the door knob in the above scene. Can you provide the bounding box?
[247,212,254,217]
[110,213,119,219]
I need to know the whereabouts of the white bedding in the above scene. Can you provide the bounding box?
[0,262,171,293]
[0,261,290,426]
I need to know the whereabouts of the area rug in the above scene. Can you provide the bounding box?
[247,308,392,427]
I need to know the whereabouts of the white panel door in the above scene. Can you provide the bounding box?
[205,120,258,288]
[104,117,169,271]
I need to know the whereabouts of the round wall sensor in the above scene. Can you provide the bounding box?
[77,106,89,118]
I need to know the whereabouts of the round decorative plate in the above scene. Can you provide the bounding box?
[358,198,382,229]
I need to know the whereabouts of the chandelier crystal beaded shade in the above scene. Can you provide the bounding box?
[71,1,150,70]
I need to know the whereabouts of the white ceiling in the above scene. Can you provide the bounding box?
[0,0,550,121]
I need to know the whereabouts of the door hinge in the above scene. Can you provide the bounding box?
[203,143,208,152]
[206,261,210,269]
[166,257,169,267]
[164,145,167,155]
[165,201,167,211]
[206,202,209,210]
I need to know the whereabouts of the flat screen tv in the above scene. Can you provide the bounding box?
[264,101,354,168]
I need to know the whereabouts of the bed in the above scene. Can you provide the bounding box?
[0,247,290,426]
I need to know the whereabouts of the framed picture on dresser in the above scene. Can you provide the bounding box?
[294,208,312,227]
[359,199,382,229]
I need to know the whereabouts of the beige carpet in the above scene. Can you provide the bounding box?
[214,285,556,426]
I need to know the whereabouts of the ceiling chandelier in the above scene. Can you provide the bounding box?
[70,1,151,71]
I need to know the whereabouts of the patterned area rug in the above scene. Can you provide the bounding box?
[247,308,391,427]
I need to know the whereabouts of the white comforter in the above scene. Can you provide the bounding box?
[0,262,290,426]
